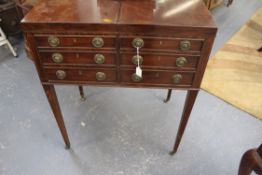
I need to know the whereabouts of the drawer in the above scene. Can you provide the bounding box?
[44,68,117,82]
[120,36,204,52]
[34,35,117,48]
[39,51,117,66]
[120,52,199,69]
[120,69,194,86]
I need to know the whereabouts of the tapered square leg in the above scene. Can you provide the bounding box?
[78,85,86,101]
[164,89,172,103]
[42,84,70,149]
[170,90,199,155]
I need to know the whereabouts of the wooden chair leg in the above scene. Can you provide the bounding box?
[78,86,86,101]
[164,89,172,103]
[238,144,262,175]
[256,145,262,174]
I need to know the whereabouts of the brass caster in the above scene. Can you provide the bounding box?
[65,144,70,150]
[163,99,170,103]
[169,150,176,156]
[80,96,86,101]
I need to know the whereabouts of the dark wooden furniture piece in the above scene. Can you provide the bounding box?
[0,0,23,36]
[238,144,262,175]
[16,0,38,16]
[21,0,217,155]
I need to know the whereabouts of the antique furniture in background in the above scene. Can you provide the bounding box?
[238,144,262,175]
[16,0,38,15]
[21,0,217,155]
[0,0,23,36]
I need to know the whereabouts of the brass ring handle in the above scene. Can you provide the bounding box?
[96,72,106,81]
[132,38,144,48]
[52,53,64,63]
[172,74,183,84]
[176,57,187,67]
[56,70,66,80]
[132,55,143,65]
[92,37,104,48]
[132,73,142,82]
[48,36,60,47]
[94,54,105,64]
[180,40,191,51]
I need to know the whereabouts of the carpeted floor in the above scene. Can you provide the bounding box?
[201,7,262,120]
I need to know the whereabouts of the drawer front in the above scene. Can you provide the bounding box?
[35,35,116,48]
[120,52,199,69]
[45,68,117,82]
[39,51,117,66]
[120,37,204,52]
[120,69,194,86]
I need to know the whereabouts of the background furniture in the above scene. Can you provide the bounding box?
[238,144,262,175]
[0,26,17,56]
[16,0,37,15]
[0,0,23,36]
[21,0,217,154]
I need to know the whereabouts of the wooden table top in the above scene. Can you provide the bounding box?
[21,0,216,29]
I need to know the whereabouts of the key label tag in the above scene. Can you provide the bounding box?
[136,66,142,77]
[136,47,142,77]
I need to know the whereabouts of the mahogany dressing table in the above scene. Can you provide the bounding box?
[21,0,217,155]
